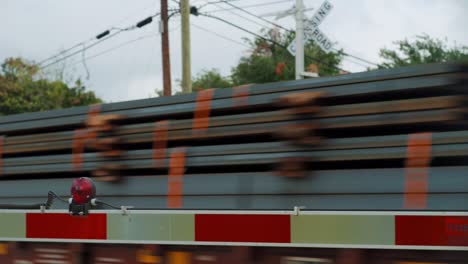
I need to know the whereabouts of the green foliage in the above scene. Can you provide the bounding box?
[190,29,343,89]
[231,29,343,85]
[379,34,468,68]
[0,57,102,115]
[192,69,232,90]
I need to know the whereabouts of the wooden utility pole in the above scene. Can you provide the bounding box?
[161,0,172,96]
[181,0,192,93]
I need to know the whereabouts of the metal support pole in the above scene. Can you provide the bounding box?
[181,0,192,93]
[295,0,304,80]
[161,0,172,96]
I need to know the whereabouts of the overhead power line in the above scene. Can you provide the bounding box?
[39,30,124,70]
[211,2,269,28]
[200,13,348,73]
[198,0,244,9]
[220,0,290,31]
[69,34,158,67]
[335,50,380,68]
[218,0,382,68]
[37,42,91,66]
[204,0,291,13]
[192,22,250,48]
[38,13,162,70]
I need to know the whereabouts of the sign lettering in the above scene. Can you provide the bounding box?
[288,0,335,55]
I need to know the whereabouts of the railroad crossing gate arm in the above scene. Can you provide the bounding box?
[0,209,467,250]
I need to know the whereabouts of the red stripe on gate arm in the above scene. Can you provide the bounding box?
[26,213,107,240]
[396,216,468,246]
[195,214,290,243]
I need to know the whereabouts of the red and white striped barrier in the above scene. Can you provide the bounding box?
[0,210,467,250]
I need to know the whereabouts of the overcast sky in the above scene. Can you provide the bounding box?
[2,0,467,102]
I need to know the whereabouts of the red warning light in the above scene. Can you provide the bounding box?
[70,177,96,205]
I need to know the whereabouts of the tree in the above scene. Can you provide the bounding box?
[190,29,344,89]
[379,34,468,68]
[0,57,102,115]
[231,28,343,85]
[192,69,232,90]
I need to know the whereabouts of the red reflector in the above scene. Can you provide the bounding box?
[71,177,96,205]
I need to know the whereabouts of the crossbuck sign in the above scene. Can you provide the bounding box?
[288,0,334,54]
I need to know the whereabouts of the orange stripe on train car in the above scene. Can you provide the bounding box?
[0,243,8,255]
[167,252,191,264]
[137,249,161,263]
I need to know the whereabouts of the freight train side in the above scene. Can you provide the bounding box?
[1,243,468,264]
[0,64,467,263]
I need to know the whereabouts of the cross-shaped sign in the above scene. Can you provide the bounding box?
[288,0,334,54]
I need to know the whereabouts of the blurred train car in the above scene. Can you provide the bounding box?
[0,63,467,263]
[1,242,468,264]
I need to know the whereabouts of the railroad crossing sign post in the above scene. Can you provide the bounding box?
[287,0,335,77]
[261,0,314,80]
[295,0,305,80]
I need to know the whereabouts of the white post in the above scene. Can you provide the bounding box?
[295,0,304,80]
